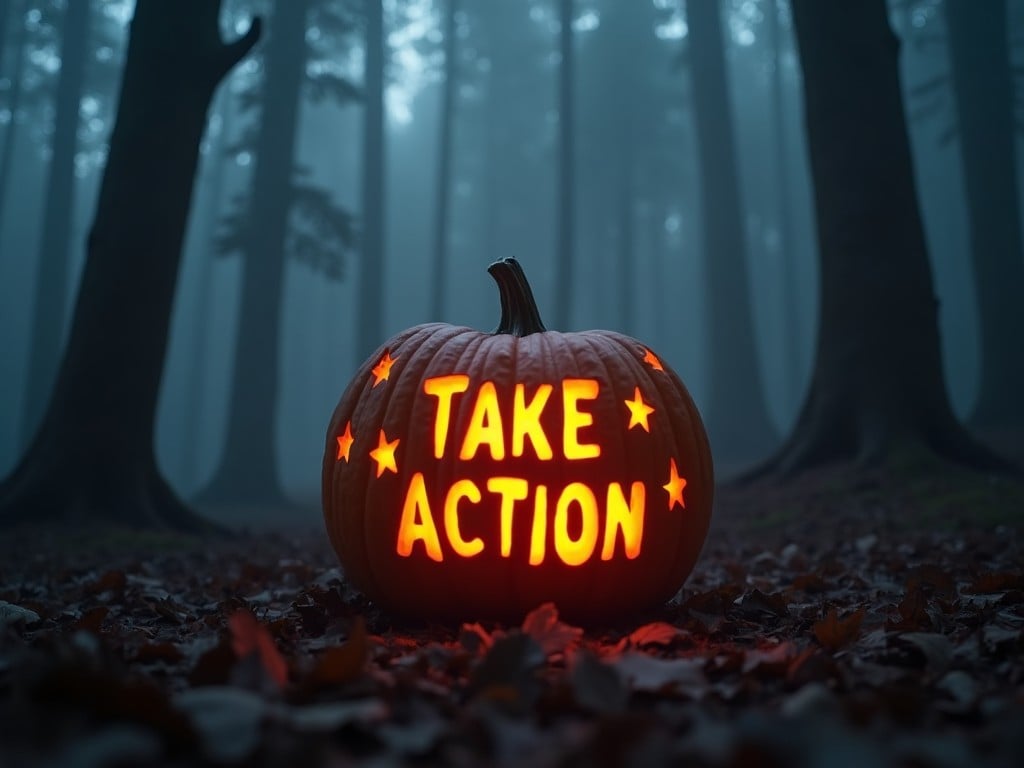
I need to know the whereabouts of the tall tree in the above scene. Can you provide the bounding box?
[357,0,385,360]
[752,0,1000,477]
[686,0,776,462]
[201,0,309,506]
[0,0,9,61]
[430,0,458,320]
[0,0,26,240]
[201,0,356,505]
[0,0,259,528]
[19,0,91,445]
[765,0,801,398]
[943,0,1024,430]
[179,95,233,490]
[552,0,574,329]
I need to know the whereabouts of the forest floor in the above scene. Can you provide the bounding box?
[1,462,1022,767]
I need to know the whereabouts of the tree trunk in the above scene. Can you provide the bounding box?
[430,0,457,320]
[686,0,776,462]
[0,0,9,61]
[20,0,90,445]
[944,0,1024,429]
[766,0,801,401]
[0,0,259,529]
[200,0,308,506]
[552,0,574,329]
[751,0,1002,478]
[357,0,385,360]
[0,0,26,240]
[180,94,233,489]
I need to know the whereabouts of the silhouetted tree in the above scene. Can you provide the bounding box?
[0,0,9,60]
[752,0,1001,477]
[765,0,801,397]
[0,0,259,529]
[430,0,458,320]
[20,0,90,445]
[944,0,1024,430]
[202,0,356,505]
[357,0,385,360]
[179,95,234,489]
[201,0,310,506]
[552,0,574,329]
[686,0,776,462]
[0,0,27,240]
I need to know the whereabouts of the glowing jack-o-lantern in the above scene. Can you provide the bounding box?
[322,258,713,622]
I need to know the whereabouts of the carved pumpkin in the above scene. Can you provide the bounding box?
[322,258,713,622]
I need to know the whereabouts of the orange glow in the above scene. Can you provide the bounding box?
[553,482,599,566]
[601,481,645,560]
[444,479,484,557]
[397,472,443,561]
[512,383,553,460]
[369,429,400,477]
[624,387,655,432]
[336,421,355,462]
[663,458,687,510]
[371,351,396,387]
[643,348,664,372]
[486,477,528,557]
[424,374,469,458]
[460,381,505,461]
[528,484,548,565]
[563,379,601,460]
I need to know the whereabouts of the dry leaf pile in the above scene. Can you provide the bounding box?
[0,517,1022,766]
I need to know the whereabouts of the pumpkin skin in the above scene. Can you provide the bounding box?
[322,259,713,622]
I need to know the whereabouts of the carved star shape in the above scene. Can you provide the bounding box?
[662,458,687,511]
[643,348,664,372]
[336,421,354,462]
[624,387,655,432]
[369,429,400,477]
[371,351,396,387]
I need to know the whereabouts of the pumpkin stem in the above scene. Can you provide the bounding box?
[488,258,548,336]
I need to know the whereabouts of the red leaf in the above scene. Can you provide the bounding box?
[521,603,582,657]
[229,610,288,688]
[628,621,687,648]
[813,607,864,651]
[307,617,368,687]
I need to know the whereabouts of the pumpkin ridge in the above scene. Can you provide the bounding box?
[609,331,711,599]
[604,332,689,594]
[323,324,428,597]
[359,324,470,612]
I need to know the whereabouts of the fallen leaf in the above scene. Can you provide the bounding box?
[521,602,582,657]
[613,653,706,695]
[174,686,266,763]
[305,616,368,687]
[964,572,1024,594]
[229,609,288,688]
[570,650,628,713]
[281,698,387,732]
[628,621,687,648]
[0,601,41,627]
[468,632,544,710]
[898,632,953,674]
[813,607,865,651]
